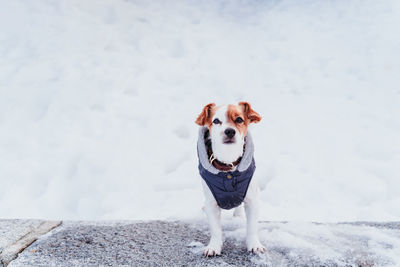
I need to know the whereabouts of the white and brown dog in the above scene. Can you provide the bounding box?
[195,102,265,256]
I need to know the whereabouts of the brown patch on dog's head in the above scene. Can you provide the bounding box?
[227,104,248,136]
[195,103,216,127]
[225,102,261,136]
[239,102,261,123]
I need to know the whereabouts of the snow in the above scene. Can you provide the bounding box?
[0,0,399,222]
[225,221,400,266]
[186,219,400,266]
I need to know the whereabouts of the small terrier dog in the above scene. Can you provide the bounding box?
[195,102,265,256]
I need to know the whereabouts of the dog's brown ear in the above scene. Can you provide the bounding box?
[239,102,261,123]
[195,103,216,126]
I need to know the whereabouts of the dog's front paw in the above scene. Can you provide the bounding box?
[203,242,222,257]
[247,239,266,254]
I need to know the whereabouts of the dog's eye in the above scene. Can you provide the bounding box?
[213,118,221,124]
[235,117,244,123]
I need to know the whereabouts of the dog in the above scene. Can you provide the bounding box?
[195,102,265,256]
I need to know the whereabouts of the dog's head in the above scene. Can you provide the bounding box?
[195,102,261,164]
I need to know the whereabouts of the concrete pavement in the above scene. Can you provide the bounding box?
[0,220,61,266]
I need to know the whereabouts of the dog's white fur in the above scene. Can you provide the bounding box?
[199,104,265,256]
[210,106,245,164]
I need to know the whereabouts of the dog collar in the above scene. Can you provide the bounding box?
[208,153,241,172]
[204,130,242,172]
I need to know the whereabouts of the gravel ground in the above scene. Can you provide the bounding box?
[9,221,257,267]
[7,221,400,267]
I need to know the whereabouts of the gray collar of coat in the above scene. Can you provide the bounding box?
[197,126,254,174]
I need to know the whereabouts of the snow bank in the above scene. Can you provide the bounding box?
[0,0,399,221]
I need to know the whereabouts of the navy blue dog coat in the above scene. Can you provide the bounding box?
[197,127,256,210]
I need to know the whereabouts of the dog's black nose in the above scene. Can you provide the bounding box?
[224,128,236,138]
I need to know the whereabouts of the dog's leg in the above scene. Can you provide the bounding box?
[233,204,245,218]
[202,181,222,256]
[203,202,222,256]
[244,180,266,253]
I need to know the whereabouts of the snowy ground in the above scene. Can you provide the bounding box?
[0,0,399,221]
